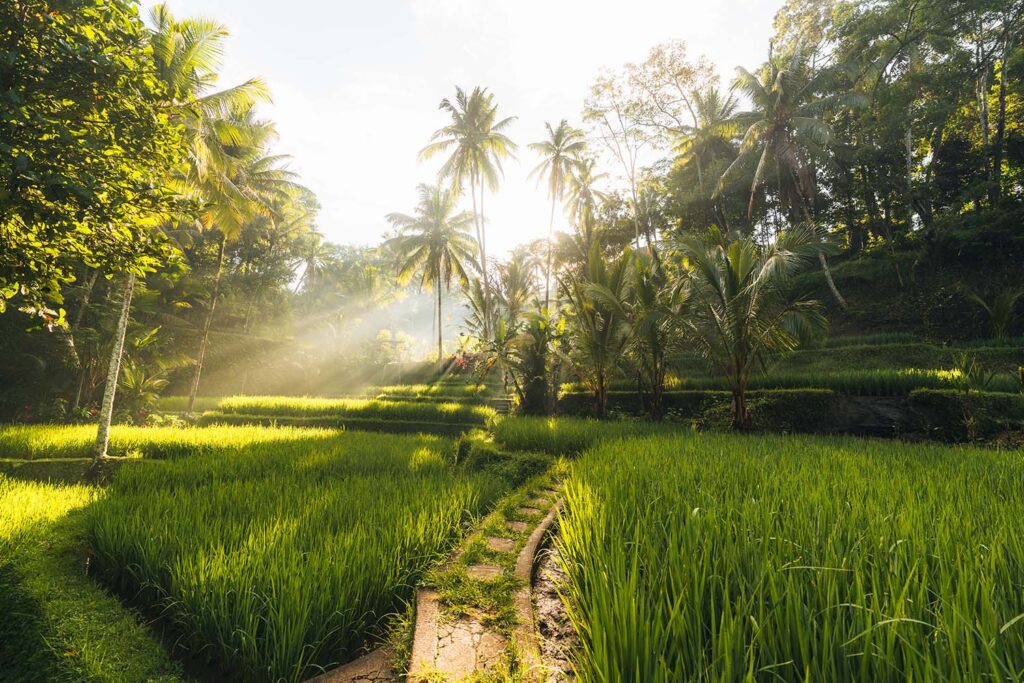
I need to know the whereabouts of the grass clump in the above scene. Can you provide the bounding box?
[216,395,495,424]
[0,475,183,682]
[86,431,506,682]
[558,432,1024,681]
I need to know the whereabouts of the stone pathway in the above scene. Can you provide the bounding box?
[408,480,563,682]
[305,647,397,683]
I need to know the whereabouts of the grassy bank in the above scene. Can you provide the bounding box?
[0,475,182,682]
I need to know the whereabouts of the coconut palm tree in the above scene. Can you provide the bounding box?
[182,113,301,414]
[588,249,677,419]
[420,86,516,339]
[496,248,539,328]
[560,242,632,417]
[674,226,827,429]
[720,50,865,310]
[678,87,739,197]
[565,158,609,257]
[386,183,478,362]
[529,120,587,307]
[677,87,739,228]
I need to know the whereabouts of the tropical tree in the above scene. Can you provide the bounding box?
[676,87,740,226]
[386,183,478,362]
[565,158,609,256]
[181,114,300,414]
[560,243,632,417]
[420,86,517,339]
[720,50,865,309]
[589,250,677,419]
[674,226,827,429]
[529,120,587,307]
[495,248,539,329]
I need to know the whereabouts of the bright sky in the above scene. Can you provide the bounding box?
[143,0,782,257]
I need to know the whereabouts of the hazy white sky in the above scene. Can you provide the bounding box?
[143,0,782,257]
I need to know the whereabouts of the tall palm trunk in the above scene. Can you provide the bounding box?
[94,272,135,459]
[479,175,491,339]
[469,169,489,340]
[992,36,1011,203]
[436,277,443,364]
[186,234,226,413]
[545,193,556,309]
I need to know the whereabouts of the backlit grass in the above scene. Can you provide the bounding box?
[0,475,182,681]
[0,423,340,460]
[557,432,1024,681]
[215,395,495,424]
[86,430,507,682]
[492,416,684,454]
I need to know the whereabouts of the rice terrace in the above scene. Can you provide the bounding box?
[2,0,1024,681]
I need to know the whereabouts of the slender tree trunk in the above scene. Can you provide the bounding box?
[545,193,556,309]
[732,382,749,430]
[818,252,848,310]
[437,280,443,365]
[480,176,491,340]
[469,169,489,340]
[905,117,914,229]
[186,235,226,413]
[992,37,1011,203]
[93,272,135,460]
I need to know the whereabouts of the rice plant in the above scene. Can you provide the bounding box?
[215,395,495,424]
[0,424,340,460]
[87,430,506,682]
[557,433,1024,681]
[578,367,1021,397]
[491,416,683,454]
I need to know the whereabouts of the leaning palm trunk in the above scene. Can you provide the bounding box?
[186,236,226,413]
[545,196,555,309]
[94,272,135,459]
[818,251,848,310]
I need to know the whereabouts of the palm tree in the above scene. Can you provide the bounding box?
[674,226,827,429]
[589,250,676,419]
[560,242,632,417]
[495,248,539,328]
[677,87,739,228]
[565,158,609,256]
[529,120,587,307]
[720,50,865,310]
[182,116,301,414]
[678,87,739,196]
[420,86,516,339]
[386,183,478,362]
